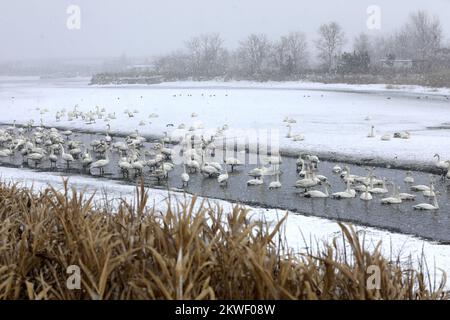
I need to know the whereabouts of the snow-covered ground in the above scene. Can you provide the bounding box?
[1,165,449,289]
[1,77,450,165]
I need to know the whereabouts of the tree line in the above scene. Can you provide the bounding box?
[149,10,449,81]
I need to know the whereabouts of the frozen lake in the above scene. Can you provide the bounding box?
[1,76,450,166]
[0,77,449,242]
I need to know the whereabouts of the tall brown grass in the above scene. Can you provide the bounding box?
[0,179,447,300]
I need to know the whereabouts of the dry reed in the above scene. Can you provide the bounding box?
[0,179,447,300]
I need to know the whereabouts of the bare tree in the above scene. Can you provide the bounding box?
[185,33,228,79]
[153,50,190,79]
[406,10,442,63]
[237,34,272,78]
[353,33,371,54]
[273,32,309,77]
[316,22,346,72]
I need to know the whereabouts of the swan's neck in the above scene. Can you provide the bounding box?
[433,196,439,208]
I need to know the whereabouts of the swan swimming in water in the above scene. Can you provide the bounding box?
[217,167,229,185]
[268,173,282,190]
[403,171,414,184]
[360,185,373,201]
[305,182,330,198]
[181,164,190,187]
[414,195,439,211]
[332,180,356,199]
[381,183,402,204]
[247,177,264,186]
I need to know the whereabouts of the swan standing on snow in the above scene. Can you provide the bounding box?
[434,154,449,169]
[367,125,375,138]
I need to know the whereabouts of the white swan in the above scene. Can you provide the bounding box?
[200,162,220,178]
[27,152,44,168]
[217,167,229,185]
[49,148,58,168]
[404,171,414,184]
[186,158,200,173]
[398,191,416,201]
[423,182,437,198]
[82,149,93,167]
[434,154,449,169]
[381,184,402,204]
[360,185,373,201]
[410,184,431,192]
[268,174,282,190]
[247,177,264,186]
[332,165,342,174]
[295,171,318,190]
[60,144,74,169]
[90,149,110,176]
[332,180,356,199]
[225,157,242,172]
[305,182,330,198]
[414,195,439,211]
[181,164,190,187]
[118,157,133,177]
[367,125,375,138]
[369,178,389,194]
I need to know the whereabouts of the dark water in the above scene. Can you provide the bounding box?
[1,130,449,243]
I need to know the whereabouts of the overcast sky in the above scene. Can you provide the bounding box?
[1,0,450,62]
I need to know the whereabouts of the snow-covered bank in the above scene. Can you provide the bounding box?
[2,77,450,167]
[145,80,450,97]
[1,165,449,288]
